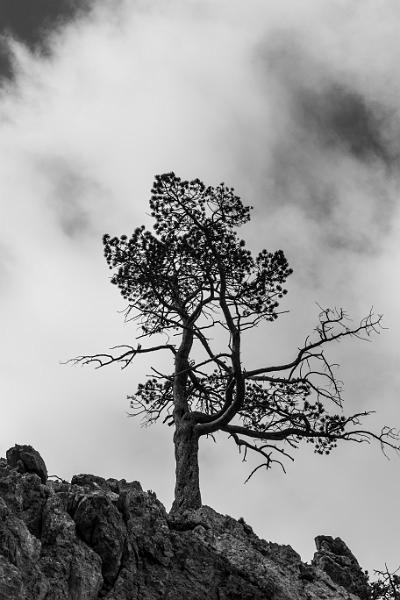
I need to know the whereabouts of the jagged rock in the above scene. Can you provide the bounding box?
[40,494,103,599]
[312,535,370,600]
[73,494,126,591]
[0,457,49,538]
[0,495,48,599]
[6,445,48,484]
[0,445,370,600]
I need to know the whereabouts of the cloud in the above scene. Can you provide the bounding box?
[35,156,106,238]
[298,84,397,165]
[0,0,94,80]
[248,27,400,259]
[259,28,399,166]
[2,0,398,261]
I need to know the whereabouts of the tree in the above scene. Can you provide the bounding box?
[369,565,400,600]
[72,172,399,513]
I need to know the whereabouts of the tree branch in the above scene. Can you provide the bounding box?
[66,343,176,369]
[245,308,383,379]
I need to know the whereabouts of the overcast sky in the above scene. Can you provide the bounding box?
[0,0,399,574]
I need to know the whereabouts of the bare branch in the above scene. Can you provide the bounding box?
[245,308,383,380]
[65,343,176,370]
[226,429,294,482]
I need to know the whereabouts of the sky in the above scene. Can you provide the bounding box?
[0,0,399,575]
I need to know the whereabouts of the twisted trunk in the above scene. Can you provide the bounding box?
[170,319,202,513]
[171,417,201,513]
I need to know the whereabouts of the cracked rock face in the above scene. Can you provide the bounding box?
[312,535,370,600]
[0,445,369,600]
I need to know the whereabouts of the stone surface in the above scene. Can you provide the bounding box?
[0,445,371,600]
[6,445,48,484]
[312,535,370,600]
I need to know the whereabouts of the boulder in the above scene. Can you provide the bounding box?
[72,494,126,591]
[6,444,48,484]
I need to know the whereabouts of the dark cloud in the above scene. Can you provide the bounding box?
[261,33,400,168]
[56,182,90,239]
[37,157,101,239]
[297,84,399,167]
[0,0,94,80]
[254,34,400,254]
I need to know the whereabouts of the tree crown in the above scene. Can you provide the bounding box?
[103,172,292,337]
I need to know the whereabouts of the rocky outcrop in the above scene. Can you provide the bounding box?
[0,445,371,600]
[312,535,370,600]
[6,444,48,484]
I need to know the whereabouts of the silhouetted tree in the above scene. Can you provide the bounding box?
[369,565,400,600]
[72,173,399,512]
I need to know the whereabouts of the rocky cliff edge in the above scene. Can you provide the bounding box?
[0,444,370,600]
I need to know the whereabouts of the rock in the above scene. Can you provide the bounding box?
[312,535,370,600]
[298,563,315,582]
[71,473,109,489]
[0,496,48,599]
[40,495,103,599]
[72,494,126,591]
[0,445,370,600]
[6,444,48,484]
[0,456,49,538]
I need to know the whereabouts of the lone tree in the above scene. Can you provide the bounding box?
[72,173,399,512]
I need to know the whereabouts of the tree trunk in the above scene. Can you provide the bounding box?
[171,417,202,513]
